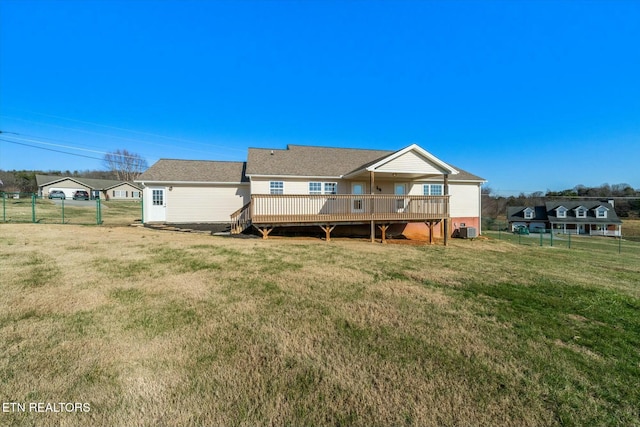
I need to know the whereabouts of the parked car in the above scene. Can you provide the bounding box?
[513,225,530,235]
[48,190,66,199]
[72,190,90,200]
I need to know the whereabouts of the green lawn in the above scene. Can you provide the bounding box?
[0,224,639,426]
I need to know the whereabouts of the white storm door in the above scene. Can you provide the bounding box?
[351,182,365,213]
[147,187,167,222]
[395,183,407,212]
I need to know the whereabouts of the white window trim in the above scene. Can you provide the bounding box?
[423,184,443,196]
[323,182,337,195]
[576,207,587,218]
[556,207,567,218]
[596,207,607,218]
[309,182,322,195]
[309,181,337,195]
[269,181,284,195]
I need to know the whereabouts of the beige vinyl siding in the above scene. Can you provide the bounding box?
[166,185,250,223]
[108,183,141,199]
[251,178,348,195]
[375,151,443,175]
[449,183,481,218]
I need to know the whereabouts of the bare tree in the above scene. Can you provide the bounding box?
[103,149,148,182]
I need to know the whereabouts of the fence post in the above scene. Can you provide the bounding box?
[2,193,5,222]
[568,232,571,249]
[31,193,36,223]
[61,198,65,224]
[550,229,553,247]
[141,195,144,225]
[619,235,622,254]
[96,198,102,224]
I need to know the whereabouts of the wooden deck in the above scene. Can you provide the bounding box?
[231,194,450,239]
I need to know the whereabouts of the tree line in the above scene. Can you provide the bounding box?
[482,183,640,219]
[0,149,148,193]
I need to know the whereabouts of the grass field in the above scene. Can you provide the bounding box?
[1,224,639,426]
[1,197,142,226]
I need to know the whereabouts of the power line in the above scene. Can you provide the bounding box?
[1,134,142,159]
[0,138,148,169]
[0,138,104,161]
[1,113,247,154]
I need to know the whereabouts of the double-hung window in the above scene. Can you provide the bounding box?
[270,181,284,195]
[309,182,337,195]
[309,182,322,194]
[423,184,443,196]
[323,182,337,195]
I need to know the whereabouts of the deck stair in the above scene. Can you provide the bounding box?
[230,202,252,234]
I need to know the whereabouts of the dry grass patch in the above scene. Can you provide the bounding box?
[0,224,639,426]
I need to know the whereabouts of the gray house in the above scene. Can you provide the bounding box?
[508,201,622,236]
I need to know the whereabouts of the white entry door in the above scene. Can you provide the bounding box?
[147,187,167,222]
[351,182,365,213]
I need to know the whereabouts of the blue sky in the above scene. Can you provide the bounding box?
[1,0,638,196]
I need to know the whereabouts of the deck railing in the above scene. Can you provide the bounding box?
[230,202,252,233]
[250,194,449,224]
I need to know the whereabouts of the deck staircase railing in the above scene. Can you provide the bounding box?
[230,202,252,234]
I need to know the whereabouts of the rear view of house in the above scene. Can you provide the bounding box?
[136,144,486,243]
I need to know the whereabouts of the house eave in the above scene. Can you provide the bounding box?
[135,180,249,186]
[246,174,343,180]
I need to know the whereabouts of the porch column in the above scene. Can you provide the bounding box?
[370,171,375,242]
[444,174,449,246]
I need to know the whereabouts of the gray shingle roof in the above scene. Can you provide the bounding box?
[136,160,248,183]
[508,201,622,224]
[545,201,621,224]
[507,206,548,222]
[245,144,485,181]
[246,145,391,177]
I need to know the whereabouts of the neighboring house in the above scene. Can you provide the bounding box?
[36,175,142,200]
[507,201,622,236]
[137,144,486,243]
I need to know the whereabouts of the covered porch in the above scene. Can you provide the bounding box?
[551,222,622,237]
[233,144,459,244]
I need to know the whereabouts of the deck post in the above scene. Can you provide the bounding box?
[319,225,336,242]
[378,224,389,244]
[430,221,434,245]
[253,225,273,240]
[370,171,375,243]
[444,174,449,246]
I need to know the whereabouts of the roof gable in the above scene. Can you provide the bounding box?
[36,174,140,190]
[365,144,458,175]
